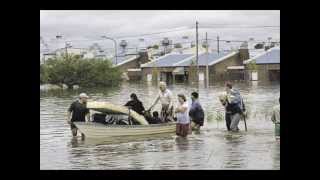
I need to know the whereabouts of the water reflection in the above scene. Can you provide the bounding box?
[223,132,248,169]
[175,136,189,151]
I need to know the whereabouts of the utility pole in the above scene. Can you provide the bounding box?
[217,36,220,54]
[196,21,199,84]
[65,42,68,60]
[101,36,118,64]
[205,32,209,87]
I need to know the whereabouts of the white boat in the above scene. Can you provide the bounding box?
[73,101,176,138]
[74,122,176,139]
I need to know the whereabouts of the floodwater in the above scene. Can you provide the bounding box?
[40,81,280,170]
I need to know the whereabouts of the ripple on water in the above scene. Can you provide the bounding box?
[40,82,280,170]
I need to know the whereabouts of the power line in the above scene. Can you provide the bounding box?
[113,27,194,39]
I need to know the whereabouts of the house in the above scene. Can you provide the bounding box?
[112,51,150,81]
[41,52,56,64]
[141,46,249,84]
[243,46,280,81]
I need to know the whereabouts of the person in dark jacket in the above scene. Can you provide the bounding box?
[151,111,162,124]
[189,92,205,131]
[222,82,245,132]
[124,93,145,115]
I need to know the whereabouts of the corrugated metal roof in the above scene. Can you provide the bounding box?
[111,55,139,65]
[176,52,232,66]
[244,47,280,64]
[142,53,193,67]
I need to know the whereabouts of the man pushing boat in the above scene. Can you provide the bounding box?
[67,93,90,139]
[148,81,174,122]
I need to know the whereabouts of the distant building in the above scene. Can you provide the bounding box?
[244,46,280,81]
[141,46,249,84]
[55,47,85,57]
[41,52,56,64]
[112,51,150,81]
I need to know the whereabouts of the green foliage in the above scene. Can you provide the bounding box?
[40,64,49,84]
[215,111,224,122]
[174,43,182,48]
[40,55,121,88]
[153,44,159,49]
[247,61,257,71]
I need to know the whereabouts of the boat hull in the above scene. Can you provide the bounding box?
[74,122,176,138]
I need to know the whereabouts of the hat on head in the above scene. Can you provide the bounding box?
[79,93,89,98]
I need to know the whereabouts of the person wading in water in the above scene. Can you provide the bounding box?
[219,82,246,132]
[67,93,90,139]
[189,91,205,132]
[148,81,174,122]
[175,94,190,137]
[271,97,280,140]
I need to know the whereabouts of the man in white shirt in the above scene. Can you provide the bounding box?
[149,81,174,122]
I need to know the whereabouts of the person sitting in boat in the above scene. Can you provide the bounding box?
[151,111,162,124]
[149,81,174,122]
[271,97,280,140]
[189,92,205,131]
[124,93,145,115]
[67,93,90,138]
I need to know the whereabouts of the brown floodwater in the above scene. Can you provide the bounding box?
[40,81,280,169]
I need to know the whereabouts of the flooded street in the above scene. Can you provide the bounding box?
[40,82,280,170]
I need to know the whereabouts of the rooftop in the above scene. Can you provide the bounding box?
[176,51,237,67]
[141,53,193,68]
[244,46,280,64]
[141,51,238,68]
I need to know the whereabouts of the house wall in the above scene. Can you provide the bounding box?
[117,52,150,80]
[209,52,243,82]
[245,64,280,81]
[117,52,149,71]
[141,49,250,83]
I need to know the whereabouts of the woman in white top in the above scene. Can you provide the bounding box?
[175,94,190,137]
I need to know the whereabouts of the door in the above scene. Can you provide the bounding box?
[251,72,258,81]
[199,72,204,81]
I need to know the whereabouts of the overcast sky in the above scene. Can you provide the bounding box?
[40,10,280,40]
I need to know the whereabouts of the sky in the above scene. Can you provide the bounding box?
[40,10,280,52]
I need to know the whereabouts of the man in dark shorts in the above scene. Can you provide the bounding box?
[67,93,90,138]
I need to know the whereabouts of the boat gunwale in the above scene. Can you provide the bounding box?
[74,122,176,129]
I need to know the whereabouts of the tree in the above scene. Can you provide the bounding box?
[247,61,257,71]
[174,43,182,48]
[42,55,122,88]
[40,64,49,84]
[152,44,159,49]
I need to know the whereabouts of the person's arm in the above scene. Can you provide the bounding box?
[271,107,276,123]
[175,104,187,113]
[86,112,91,122]
[67,111,72,124]
[149,95,160,110]
[124,100,131,107]
[141,102,145,113]
[67,102,74,124]
[168,91,173,108]
[189,103,196,116]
